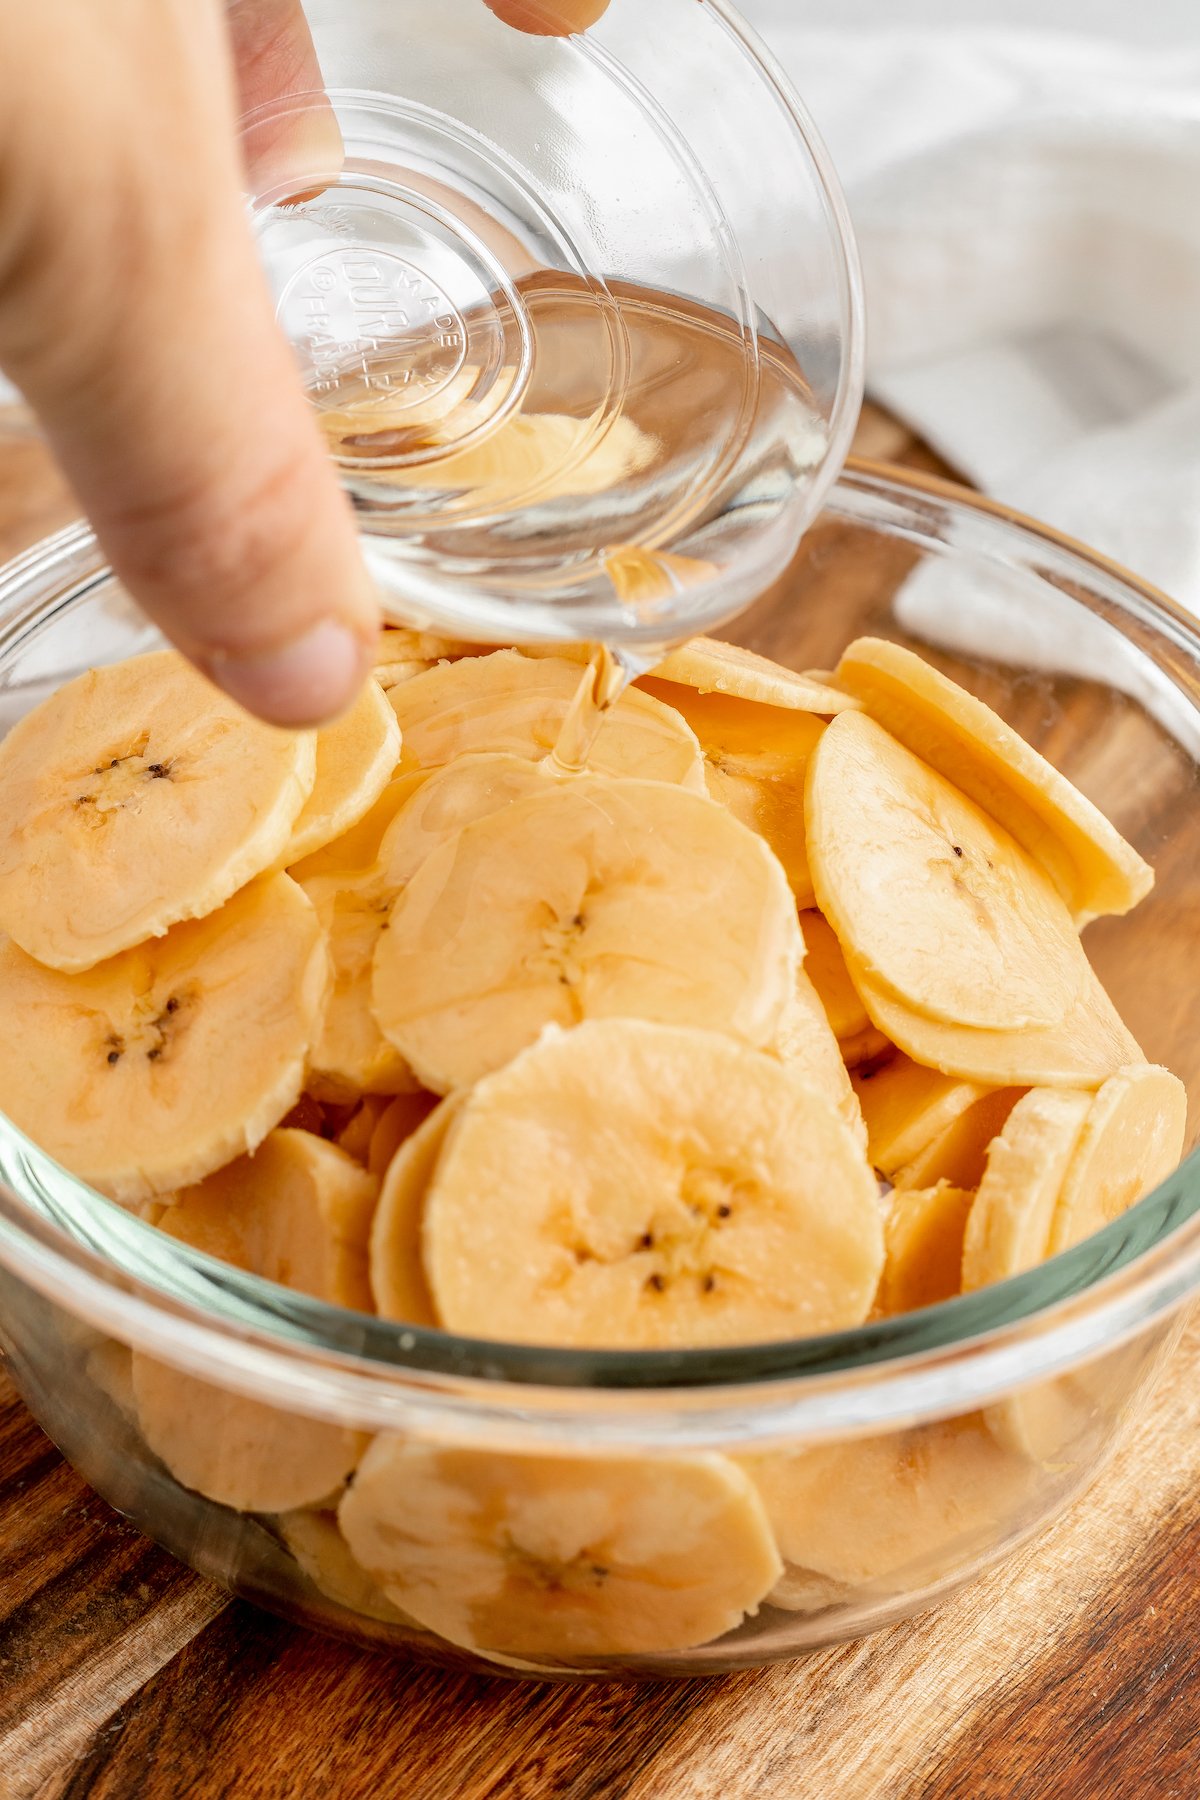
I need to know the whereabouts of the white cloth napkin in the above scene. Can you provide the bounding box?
[740,6,1200,621]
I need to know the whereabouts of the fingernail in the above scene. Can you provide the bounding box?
[207,620,373,727]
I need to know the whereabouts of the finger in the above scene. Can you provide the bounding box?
[483,0,611,35]
[0,0,377,727]
[227,0,342,195]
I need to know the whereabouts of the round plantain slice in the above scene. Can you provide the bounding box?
[648,638,859,716]
[288,772,418,886]
[638,680,824,901]
[0,873,326,1203]
[852,1053,991,1180]
[1047,1063,1187,1257]
[388,650,705,789]
[422,1019,883,1350]
[293,774,426,1102]
[891,1086,1024,1193]
[834,637,1154,923]
[155,1127,381,1314]
[874,1183,975,1318]
[799,911,873,1047]
[807,712,1088,1033]
[962,1080,1173,1465]
[373,775,803,1094]
[369,1093,466,1326]
[772,967,867,1151]
[301,876,421,1102]
[133,1364,365,1516]
[132,1129,377,1514]
[962,1087,1094,1297]
[0,650,316,971]
[275,1507,417,1628]
[337,1438,783,1659]
[847,951,1144,1092]
[375,752,553,891]
[280,679,400,865]
[743,1416,1033,1604]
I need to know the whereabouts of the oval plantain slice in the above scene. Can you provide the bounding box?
[772,967,867,1151]
[388,650,705,789]
[874,1183,975,1318]
[852,1053,991,1179]
[375,752,553,891]
[798,911,873,1047]
[0,873,326,1203]
[280,679,400,864]
[133,1130,377,1514]
[421,1019,882,1350]
[338,1438,782,1659]
[0,650,316,971]
[1046,1063,1187,1257]
[372,775,803,1094]
[638,680,824,902]
[369,1093,466,1327]
[294,776,426,1103]
[648,637,859,716]
[807,712,1088,1033]
[846,950,1144,1092]
[742,1416,1032,1604]
[834,637,1153,923]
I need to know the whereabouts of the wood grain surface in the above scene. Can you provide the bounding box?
[1,407,1198,1800]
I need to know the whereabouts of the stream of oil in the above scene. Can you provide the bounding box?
[547,643,649,775]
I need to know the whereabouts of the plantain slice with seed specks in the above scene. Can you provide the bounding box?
[0,873,326,1203]
[0,650,315,970]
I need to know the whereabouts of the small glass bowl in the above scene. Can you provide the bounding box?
[0,464,1197,1679]
[241,0,864,649]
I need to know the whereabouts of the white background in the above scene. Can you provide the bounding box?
[742,1,1198,45]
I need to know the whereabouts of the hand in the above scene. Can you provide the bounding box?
[0,0,610,726]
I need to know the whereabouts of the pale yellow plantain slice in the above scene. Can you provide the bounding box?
[133,1130,376,1513]
[961,1088,1094,1296]
[835,637,1153,922]
[338,1438,782,1659]
[0,650,316,971]
[847,951,1144,1091]
[293,773,426,1102]
[373,775,802,1094]
[375,752,552,891]
[288,773,420,886]
[853,1053,991,1179]
[773,967,867,1151]
[743,1416,1032,1604]
[369,1093,466,1327]
[874,1183,975,1318]
[155,1128,379,1314]
[808,712,1088,1032]
[891,1086,1024,1193]
[799,911,873,1046]
[0,873,326,1203]
[276,1508,417,1628]
[1047,1064,1187,1256]
[422,1020,882,1349]
[388,651,705,789]
[366,1091,440,1180]
[638,679,824,901]
[281,679,400,864]
[301,876,421,1102]
[649,638,858,715]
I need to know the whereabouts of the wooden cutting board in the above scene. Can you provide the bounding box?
[1,409,1198,1800]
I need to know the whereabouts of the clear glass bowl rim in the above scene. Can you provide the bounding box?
[1,462,1199,1450]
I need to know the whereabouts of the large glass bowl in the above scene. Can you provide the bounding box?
[243,0,865,649]
[0,464,1197,1679]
